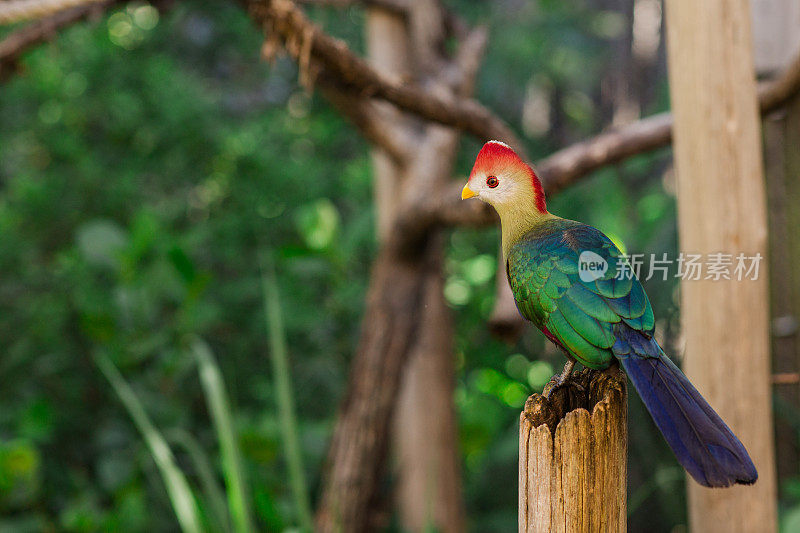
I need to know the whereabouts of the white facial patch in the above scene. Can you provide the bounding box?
[474,173,520,205]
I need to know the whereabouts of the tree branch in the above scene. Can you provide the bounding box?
[296,0,469,42]
[0,0,107,25]
[251,0,800,218]
[759,54,800,114]
[0,0,116,80]
[296,0,408,17]
[422,51,800,232]
[248,0,527,159]
[7,0,799,190]
[451,52,800,340]
[322,83,414,162]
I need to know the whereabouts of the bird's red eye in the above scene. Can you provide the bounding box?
[486,176,499,188]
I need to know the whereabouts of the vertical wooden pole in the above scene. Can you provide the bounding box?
[519,368,627,533]
[664,1,778,531]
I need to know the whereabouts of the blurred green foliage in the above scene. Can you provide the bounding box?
[2,1,797,532]
[1,3,371,530]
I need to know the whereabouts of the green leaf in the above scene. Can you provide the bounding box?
[94,352,204,533]
[169,246,197,284]
[261,260,313,533]
[191,339,254,533]
[294,199,339,251]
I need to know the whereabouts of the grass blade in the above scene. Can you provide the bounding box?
[94,352,204,533]
[261,260,313,532]
[192,338,254,533]
[167,429,233,533]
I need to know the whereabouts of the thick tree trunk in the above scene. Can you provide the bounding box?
[316,9,419,533]
[518,368,627,533]
[315,246,431,532]
[664,0,778,531]
[391,124,467,532]
[395,258,465,533]
[316,3,477,530]
[365,6,465,532]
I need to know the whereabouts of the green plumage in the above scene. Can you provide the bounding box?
[506,217,655,369]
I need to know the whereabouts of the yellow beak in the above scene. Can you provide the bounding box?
[461,183,477,200]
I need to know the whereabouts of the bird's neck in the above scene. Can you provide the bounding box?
[497,203,556,260]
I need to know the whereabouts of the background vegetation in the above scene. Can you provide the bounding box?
[0,1,797,531]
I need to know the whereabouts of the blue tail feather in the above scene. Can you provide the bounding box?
[614,326,757,488]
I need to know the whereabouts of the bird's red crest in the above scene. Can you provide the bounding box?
[471,141,547,213]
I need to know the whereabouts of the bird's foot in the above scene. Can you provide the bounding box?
[543,360,584,399]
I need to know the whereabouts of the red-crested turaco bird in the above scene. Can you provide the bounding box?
[461,140,757,488]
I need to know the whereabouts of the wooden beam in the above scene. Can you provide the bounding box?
[664,0,777,531]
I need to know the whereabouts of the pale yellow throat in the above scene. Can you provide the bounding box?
[493,201,555,260]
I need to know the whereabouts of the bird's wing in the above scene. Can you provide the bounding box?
[507,223,655,369]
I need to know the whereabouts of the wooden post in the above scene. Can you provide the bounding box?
[519,368,627,533]
[664,0,778,531]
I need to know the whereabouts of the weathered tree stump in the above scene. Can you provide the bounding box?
[519,366,627,533]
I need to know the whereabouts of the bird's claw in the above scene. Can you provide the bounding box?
[542,359,582,399]
[542,375,586,399]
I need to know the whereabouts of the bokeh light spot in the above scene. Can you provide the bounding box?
[527,361,555,391]
[444,278,471,306]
